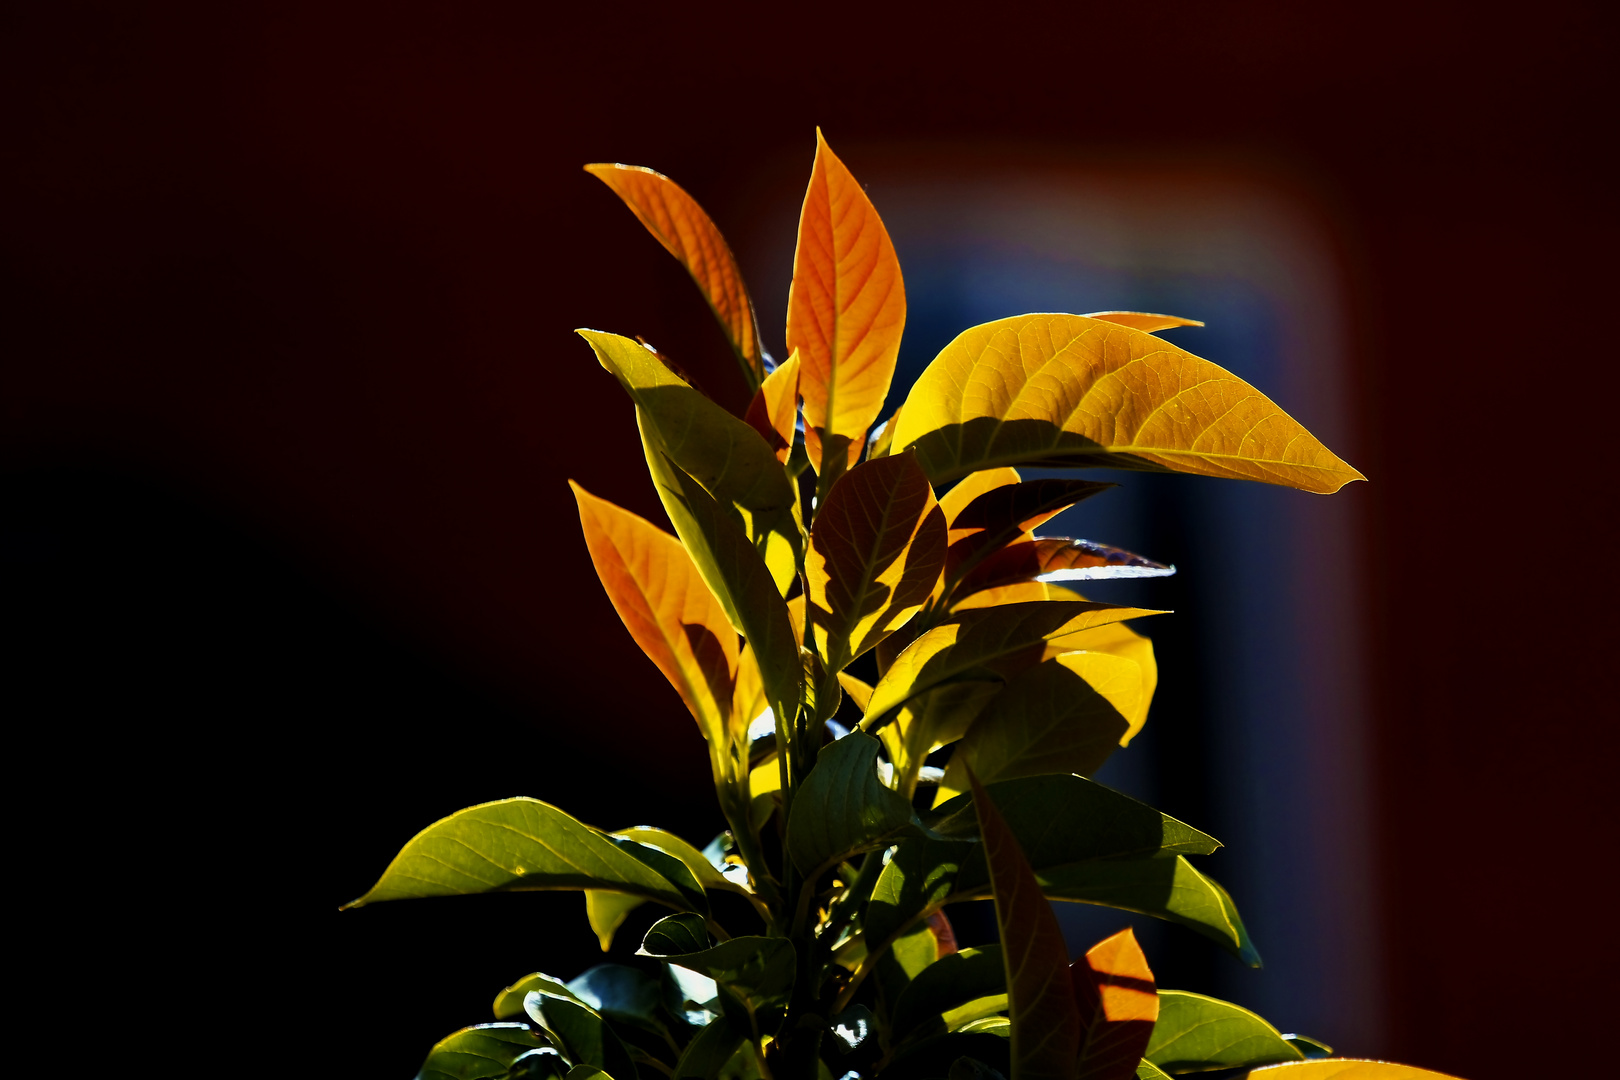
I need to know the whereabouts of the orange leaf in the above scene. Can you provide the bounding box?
[968,764,1082,1080]
[585,163,763,388]
[1084,311,1205,334]
[786,130,906,473]
[744,351,801,464]
[570,481,737,750]
[1071,928,1159,1080]
[957,537,1172,601]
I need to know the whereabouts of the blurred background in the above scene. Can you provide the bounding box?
[5,4,1613,1078]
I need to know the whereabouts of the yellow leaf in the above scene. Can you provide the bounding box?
[584,890,644,952]
[570,481,735,749]
[866,405,903,460]
[1247,1064,1464,1079]
[955,537,1172,603]
[731,643,766,744]
[744,351,802,464]
[1084,310,1205,333]
[892,313,1364,493]
[1060,622,1157,744]
[806,453,947,672]
[950,581,1080,610]
[585,163,763,387]
[787,130,906,474]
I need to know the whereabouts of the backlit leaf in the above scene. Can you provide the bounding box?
[612,827,735,894]
[525,988,639,1079]
[670,1015,748,1080]
[1245,1063,1465,1079]
[861,602,1165,730]
[946,476,1116,582]
[567,964,669,1039]
[493,973,581,1021]
[639,913,711,957]
[415,1024,549,1080]
[787,130,906,473]
[1037,859,1260,967]
[344,797,689,910]
[807,452,947,672]
[1071,928,1158,1080]
[867,406,903,459]
[950,581,1084,611]
[967,766,1082,1080]
[743,350,802,463]
[785,732,927,876]
[1136,1061,1172,1079]
[1050,622,1157,742]
[586,164,763,388]
[1084,311,1204,334]
[571,481,736,749]
[891,946,1008,1043]
[883,681,1002,797]
[586,890,645,952]
[957,539,1173,601]
[892,313,1364,493]
[1145,991,1303,1073]
[659,937,797,1012]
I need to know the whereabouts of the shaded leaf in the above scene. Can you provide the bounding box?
[892,946,1008,1043]
[968,766,1082,1080]
[787,130,906,473]
[883,681,1002,797]
[526,988,640,1080]
[784,732,926,876]
[585,164,763,387]
[586,891,646,952]
[886,1033,1011,1080]
[571,482,736,749]
[614,828,736,894]
[861,602,1165,730]
[892,313,1364,493]
[1072,928,1158,1080]
[659,937,797,1012]
[1280,1035,1335,1060]
[944,477,1116,592]
[1083,311,1204,334]
[640,913,712,957]
[670,1015,748,1080]
[1144,991,1303,1073]
[344,797,689,910]
[1245,1063,1464,1079]
[957,538,1174,601]
[568,964,669,1038]
[415,1023,549,1080]
[494,973,582,1021]
[949,1057,1008,1080]
[743,350,802,463]
[1037,859,1259,967]
[508,1049,568,1080]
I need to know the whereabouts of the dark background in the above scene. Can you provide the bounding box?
[4,3,1615,1078]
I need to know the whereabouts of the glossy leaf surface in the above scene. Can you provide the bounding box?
[784,732,926,875]
[1038,858,1259,966]
[640,913,711,957]
[1084,311,1204,334]
[1144,991,1304,1072]
[958,538,1173,600]
[1072,928,1158,1080]
[892,313,1364,492]
[493,973,580,1021]
[613,827,735,894]
[969,767,1082,1080]
[1246,1064,1464,1079]
[345,797,688,910]
[807,452,947,671]
[787,130,906,472]
[572,482,736,747]
[743,350,801,462]
[416,1024,549,1080]
[586,164,762,386]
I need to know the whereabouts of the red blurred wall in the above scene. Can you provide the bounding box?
[6,3,1614,1076]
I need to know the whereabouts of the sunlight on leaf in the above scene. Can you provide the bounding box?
[414,1024,549,1080]
[743,350,802,463]
[1246,1063,1465,1079]
[1145,990,1304,1073]
[786,732,928,876]
[584,890,644,952]
[788,130,906,473]
[1084,311,1205,334]
[1072,928,1158,1080]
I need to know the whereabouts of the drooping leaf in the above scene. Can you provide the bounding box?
[1039,859,1258,966]
[1280,1034,1335,1059]
[861,602,1165,730]
[744,351,801,463]
[935,652,1143,804]
[943,476,1116,592]
[787,129,906,473]
[891,313,1364,492]
[610,835,710,914]
[494,973,582,1021]
[784,732,928,876]
[1144,991,1304,1073]
[956,538,1174,601]
[526,988,640,1080]
[656,937,797,1012]
[585,164,763,388]
[580,329,800,592]
[613,827,737,894]
[571,482,736,750]
[891,946,1008,1043]
[1072,928,1158,1080]
[806,452,947,672]
[968,766,1082,1080]
[640,913,712,957]
[586,890,647,952]
[567,964,669,1039]
[1083,311,1204,334]
[415,1023,550,1080]
[344,797,689,910]
[1245,1063,1465,1079]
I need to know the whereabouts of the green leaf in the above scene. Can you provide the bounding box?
[657,937,797,1012]
[568,964,668,1038]
[507,1049,567,1079]
[611,836,710,914]
[671,1016,748,1079]
[494,973,581,1021]
[805,452,947,673]
[565,1067,614,1080]
[526,988,640,1080]
[886,1033,1011,1080]
[580,329,801,593]
[415,1024,550,1080]
[968,767,1081,1080]
[861,602,1165,731]
[586,891,647,952]
[784,732,930,876]
[640,913,712,957]
[1135,1061,1172,1080]
[613,827,737,894]
[863,833,973,954]
[343,798,690,910]
[891,947,1008,1043]
[1280,1034,1334,1059]
[1143,991,1304,1073]
[891,313,1364,493]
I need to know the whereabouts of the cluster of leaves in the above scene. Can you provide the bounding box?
[344,132,1460,1080]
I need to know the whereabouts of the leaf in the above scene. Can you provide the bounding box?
[784,732,927,876]
[568,964,669,1038]
[968,765,1082,1080]
[586,891,646,952]
[1280,1035,1335,1059]
[659,937,797,1012]
[861,602,1165,730]
[891,946,1008,1043]
[670,1016,748,1079]
[1072,928,1158,1080]
[526,988,640,1080]
[1136,1062,1173,1080]
[806,452,947,672]
[957,538,1174,601]
[640,913,712,957]
[787,129,906,473]
[580,329,800,593]
[1054,622,1158,743]
[883,681,1002,797]
[571,482,736,749]
[613,827,736,894]
[1144,991,1304,1073]
[891,313,1364,493]
[1083,312,1204,334]
[887,1033,1011,1080]
[344,797,689,910]
[585,163,763,388]
[935,652,1143,804]
[950,581,1084,611]
[1245,1063,1465,1079]
[867,406,903,459]
[415,1023,550,1080]
[945,995,1010,1031]
[508,1050,568,1079]
[943,476,1116,592]
[744,351,801,463]
[494,973,582,1020]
